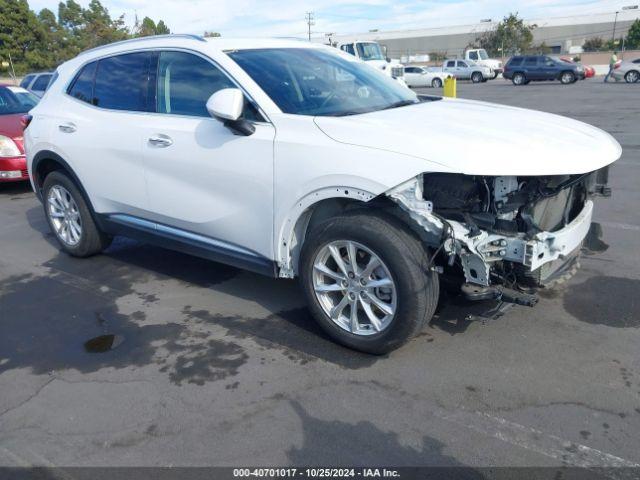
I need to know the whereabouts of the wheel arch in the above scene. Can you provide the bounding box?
[32,151,95,214]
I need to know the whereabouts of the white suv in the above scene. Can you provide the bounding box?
[25,35,621,354]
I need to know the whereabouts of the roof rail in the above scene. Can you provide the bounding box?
[78,34,206,57]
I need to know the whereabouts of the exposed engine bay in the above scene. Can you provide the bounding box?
[387,168,610,304]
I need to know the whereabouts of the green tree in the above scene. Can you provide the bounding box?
[133,16,171,37]
[155,20,170,35]
[0,0,46,74]
[582,37,605,52]
[625,19,640,50]
[474,13,536,57]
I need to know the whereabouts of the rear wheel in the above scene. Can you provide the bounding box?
[431,77,443,88]
[560,71,576,84]
[512,72,526,85]
[471,72,483,83]
[42,171,112,257]
[300,211,439,354]
[625,70,639,83]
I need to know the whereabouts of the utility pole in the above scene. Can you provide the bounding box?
[305,12,314,41]
[612,10,619,42]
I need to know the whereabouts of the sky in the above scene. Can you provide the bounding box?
[27,0,637,38]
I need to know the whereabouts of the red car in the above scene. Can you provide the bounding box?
[560,57,595,78]
[0,84,39,182]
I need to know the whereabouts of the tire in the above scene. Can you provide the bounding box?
[491,72,499,80]
[625,70,639,83]
[471,72,483,83]
[42,171,112,257]
[431,77,443,88]
[560,71,575,84]
[299,211,439,354]
[512,72,526,85]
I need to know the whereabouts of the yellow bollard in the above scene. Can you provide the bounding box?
[443,75,457,98]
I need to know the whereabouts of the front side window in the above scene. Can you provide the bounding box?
[355,43,385,61]
[524,57,538,66]
[458,61,468,68]
[509,57,523,66]
[68,61,98,104]
[340,44,355,56]
[32,74,52,91]
[93,52,153,111]
[229,48,418,117]
[156,51,235,117]
[468,51,478,60]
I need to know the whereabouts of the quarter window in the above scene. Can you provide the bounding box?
[68,61,98,104]
[524,57,538,66]
[93,52,153,111]
[20,75,34,88]
[156,51,235,117]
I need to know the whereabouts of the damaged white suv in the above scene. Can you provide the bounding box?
[25,36,621,354]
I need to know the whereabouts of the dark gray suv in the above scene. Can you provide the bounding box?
[503,55,585,85]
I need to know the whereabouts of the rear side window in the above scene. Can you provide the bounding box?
[457,61,468,68]
[446,61,455,68]
[93,52,153,111]
[524,57,538,66]
[32,74,52,91]
[156,51,234,117]
[68,61,98,104]
[20,75,34,88]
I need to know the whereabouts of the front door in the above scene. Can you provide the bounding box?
[141,50,276,261]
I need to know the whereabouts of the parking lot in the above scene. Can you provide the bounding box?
[1,78,639,470]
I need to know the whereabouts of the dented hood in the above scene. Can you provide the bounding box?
[314,97,622,176]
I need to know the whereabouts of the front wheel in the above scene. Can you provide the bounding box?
[42,171,112,257]
[431,77,443,88]
[625,70,639,83]
[560,71,576,84]
[299,211,439,354]
[471,72,483,83]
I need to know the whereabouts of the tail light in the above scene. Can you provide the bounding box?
[614,60,622,69]
[21,115,33,130]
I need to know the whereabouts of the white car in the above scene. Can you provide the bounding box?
[403,66,450,88]
[25,35,621,354]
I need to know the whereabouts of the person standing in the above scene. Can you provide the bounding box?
[604,51,618,82]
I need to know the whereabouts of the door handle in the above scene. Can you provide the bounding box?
[148,135,173,148]
[58,123,76,133]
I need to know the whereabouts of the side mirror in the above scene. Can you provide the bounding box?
[206,88,255,136]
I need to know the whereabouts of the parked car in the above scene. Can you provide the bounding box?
[610,58,640,83]
[25,36,621,354]
[442,59,491,83]
[560,57,595,78]
[19,72,54,97]
[0,85,39,182]
[464,49,502,79]
[403,66,449,88]
[503,55,585,85]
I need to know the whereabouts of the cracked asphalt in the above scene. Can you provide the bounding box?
[1,78,639,470]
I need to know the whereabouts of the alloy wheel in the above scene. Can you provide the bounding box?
[47,185,82,246]
[312,240,397,336]
[626,71,639,83]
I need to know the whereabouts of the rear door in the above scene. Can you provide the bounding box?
[456,61,471,79]
[540,56,559,80]
[523,57,540,79]
[51,52,153,214]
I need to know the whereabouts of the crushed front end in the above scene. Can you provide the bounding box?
[388,169,611,306]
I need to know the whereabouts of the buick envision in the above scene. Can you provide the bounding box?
[25,36,621,354]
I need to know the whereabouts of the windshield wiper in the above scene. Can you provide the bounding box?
[381,100,419,111]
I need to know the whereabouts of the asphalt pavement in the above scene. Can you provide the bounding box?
[1,77,639,472]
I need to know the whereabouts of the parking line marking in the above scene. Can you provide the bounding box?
[600,221,640,232]
[440,410,639,475]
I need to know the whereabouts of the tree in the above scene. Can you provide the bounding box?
[474,13,535,57]
[156,20,170,35]
[582,37,605,52]
[0,0,46,74]
[134,16,171,37]
[625,19,640,50]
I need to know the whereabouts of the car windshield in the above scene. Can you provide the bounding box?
[0,86,39,115]
[355,42,385,61]
[478,49,489,60]
[228,48,419,117]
